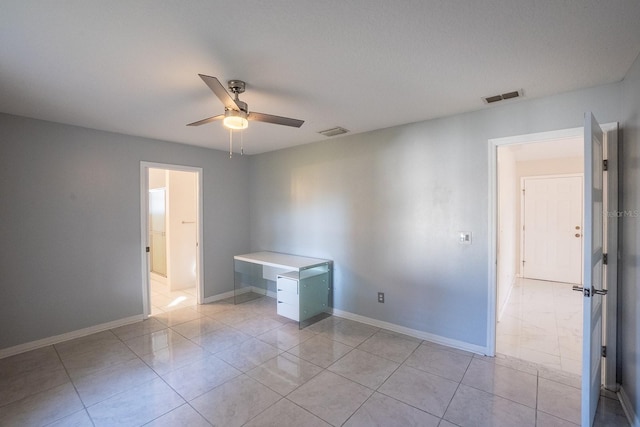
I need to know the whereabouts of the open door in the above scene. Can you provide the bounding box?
[602,122,619,391]
[577,112,606,426]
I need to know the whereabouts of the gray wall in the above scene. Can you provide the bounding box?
[249,83,621,349]
[620,52,640,420]
[0,114,250,349]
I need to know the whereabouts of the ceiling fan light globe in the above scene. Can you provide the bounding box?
[223,110,249,130]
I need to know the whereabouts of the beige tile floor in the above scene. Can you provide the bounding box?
[150,279,197,315]
[497,278,583,376]
[0,296,628,426]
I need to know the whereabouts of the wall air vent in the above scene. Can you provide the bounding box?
[482,89,524,104]
[318,127,350,137]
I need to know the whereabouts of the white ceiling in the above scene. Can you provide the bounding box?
[506,136,584,161]
[1,1,639,154]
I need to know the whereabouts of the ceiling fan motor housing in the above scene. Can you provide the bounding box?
[228,80,246,94]
[227,80,248,112]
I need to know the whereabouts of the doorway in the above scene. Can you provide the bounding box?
[489,121,619,426]
[495,134,585,375]
[140,162,204,318]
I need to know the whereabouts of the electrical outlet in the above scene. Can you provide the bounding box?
[458,231,472,245]
[378,292,384,303]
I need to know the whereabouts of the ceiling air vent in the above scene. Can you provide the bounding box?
[482,89,523,104]
[318,127,350,137]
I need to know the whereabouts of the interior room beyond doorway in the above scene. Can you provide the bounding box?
[148,167,199,315]
[496,136,584,376]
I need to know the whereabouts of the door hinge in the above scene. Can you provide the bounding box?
[146,247,150,253]
[602,346,607,357]
[603,159,608,171]
[603,253,608,265]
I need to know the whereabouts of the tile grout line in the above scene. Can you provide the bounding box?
[461,357,546,411]
[438,352,474,424]
[113,315,210,425]
[535,368,540,426]
[50,344,96,426]
[364,338,450,421]
[234,322,330,426]
[325,332,387,425]
[95,330,181,424]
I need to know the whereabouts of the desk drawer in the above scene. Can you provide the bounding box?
[277,277,298,294]
[277,301,299,321]
[277,290,298,306]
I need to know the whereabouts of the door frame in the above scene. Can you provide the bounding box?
[140,161,204,318]
[520,173,584,284]
[487,123,618,385]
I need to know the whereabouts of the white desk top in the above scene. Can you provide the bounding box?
[234,251,330,271]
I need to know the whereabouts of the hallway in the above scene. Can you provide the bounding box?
[497,278,582,376]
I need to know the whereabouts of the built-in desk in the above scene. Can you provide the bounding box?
[233,251,333,327]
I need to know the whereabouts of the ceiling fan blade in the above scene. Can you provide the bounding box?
[248,112,304,128]
[186,114,224,126]
[198,74,239,111]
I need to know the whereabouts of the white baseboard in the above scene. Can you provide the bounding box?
[150,272,167,285]
[201,290,484,354]
[169,283,196,292]
[1,296,486,360]
[619,386,640,427]
[331,308,488,355]
[0,314,144,360]
[497,277,516,322]
[202,289,235,303]
[203,287,276,304]
[203,291,482,354]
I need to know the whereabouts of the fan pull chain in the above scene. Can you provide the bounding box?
[229,129,233,158]
[240,130,244,156]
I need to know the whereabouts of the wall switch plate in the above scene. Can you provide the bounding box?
[378,292,384,303]
[459,231,472,245]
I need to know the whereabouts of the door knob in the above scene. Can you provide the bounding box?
[572,285,607,297]
[575,233,581,237]
[575,226,581,230]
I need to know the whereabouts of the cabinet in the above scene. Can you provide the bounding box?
[276,270,330,322]
[277,273,299,321]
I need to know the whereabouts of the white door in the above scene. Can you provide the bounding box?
[602,123,619,391]
[580,112,606,426]
[522,176,583,284]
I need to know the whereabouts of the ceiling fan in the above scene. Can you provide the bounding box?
[187,74,304,130]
